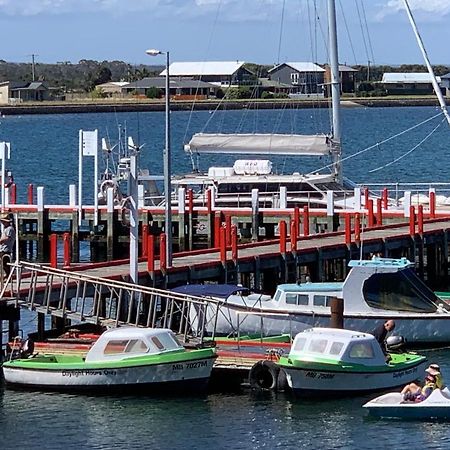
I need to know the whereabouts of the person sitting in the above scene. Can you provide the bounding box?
[372,319,395,355]
[401,364,443,402]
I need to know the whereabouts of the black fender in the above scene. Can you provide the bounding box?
[248,360,280,391]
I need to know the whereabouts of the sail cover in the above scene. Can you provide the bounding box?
[184,133,331,156]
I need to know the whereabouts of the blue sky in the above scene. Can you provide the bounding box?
[1,0,450,66]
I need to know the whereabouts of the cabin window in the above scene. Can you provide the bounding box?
[154,332,183,350]
[293,337,307,352]
[349,342,374,358]
[286,293,297,305]
[313,295,329,307]
[298,295,309,305]
[104,339,148,355]
[273,290,282,303]
[362,269,443,313]
[308,338,328,353]
[329,342,344,356]
[152,337,165,351]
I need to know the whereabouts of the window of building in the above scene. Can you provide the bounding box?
[291,73,299,84]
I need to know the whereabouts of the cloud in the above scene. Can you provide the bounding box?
[377,0,450,20]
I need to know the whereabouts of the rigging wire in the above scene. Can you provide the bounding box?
[338,0,357,66]
[310,111,445,174]
[368,119,445,173]
[276,0,286,65]
[359,0,375,64]
[354,0,370,64]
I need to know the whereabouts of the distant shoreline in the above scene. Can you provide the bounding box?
[0,97,445,115]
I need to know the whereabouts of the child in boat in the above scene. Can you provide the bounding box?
[401,364,444,402]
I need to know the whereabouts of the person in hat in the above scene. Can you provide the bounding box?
[0,212,15,277]
[401,363,444,402]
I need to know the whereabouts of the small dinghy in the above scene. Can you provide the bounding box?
[2,327,216,393]
[363,388,450,419]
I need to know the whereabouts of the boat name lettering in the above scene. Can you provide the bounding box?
[172,364,184,371]
[305,371,334,380]
[61,369,117,377]
[393,366,418,379]
[186,360,208,369]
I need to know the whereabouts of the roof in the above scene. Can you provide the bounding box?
[161,61,246,77]
[382,72,441,83]
[171,284,250,298]
[97,81,130,88]
[348,257,413,269]
[303,327,373,340]
[269,62,326,73]
[258,77,292,88]
[277,282,343,292]
[125,77,216,89]
[440,73,450,80]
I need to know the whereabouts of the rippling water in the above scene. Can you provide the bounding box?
[1,106,450,449]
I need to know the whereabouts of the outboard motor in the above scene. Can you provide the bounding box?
[386,335,407,353]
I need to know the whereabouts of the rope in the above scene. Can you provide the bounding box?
[369,118,445,173]
[276,0,286,65]
[338,0,358,66]
[311,110,444,174]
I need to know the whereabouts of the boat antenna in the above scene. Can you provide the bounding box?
[327,0,343,183]
[402,0,450,127]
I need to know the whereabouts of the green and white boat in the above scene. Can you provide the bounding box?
[2,327,216,393]
[278,328,427,396]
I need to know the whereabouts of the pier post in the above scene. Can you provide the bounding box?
[231,225,238,262]
[225,215,232,247]
[63,232,71,267]
[219,226,226,265]
[364,187,369,207]
[206,187,214,248]
[160,233,167,273]
[367,199,374,227]
[279,220,287,255]
[280,186,287,209]
[214,212,221,248]
[376,198,383,226]
[326,190,334,231]
[345,214,351,245]
[409,206,415,237]
[147,234,155,273]
[36,186,50,262]
[106,187,115,261]
[354,213,361,244]
[187,189,194,251]
[177,187,187,251]
[142,224,149,257]
[404,191,411,217]
[290,220,297,253]
[354,187,361,211]
[294,206,300,238]
[329,297,344,329]
[50,233,57,268]
[418,205,424,235]
[382,188,388,210]
[429,189,436,219]
[71,210,80,263]
[10,183,16,204]
[303,206,310,237]
[27,184,34,205]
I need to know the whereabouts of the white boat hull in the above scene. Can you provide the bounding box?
[2,357,215,392]
[284,359,428,395]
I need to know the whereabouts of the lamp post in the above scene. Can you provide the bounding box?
[146,48,172,266]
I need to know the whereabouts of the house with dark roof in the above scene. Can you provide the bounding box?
[381,73,443,95]
[268,62,325,95]
[122,77,218,99]
[323,64,358,95]
[0,81,61,104]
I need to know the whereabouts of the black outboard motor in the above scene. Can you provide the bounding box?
[386,335,407,353]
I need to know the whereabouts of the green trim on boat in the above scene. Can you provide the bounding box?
[278,352,426,373]
[2,347,216,371]
[209,334,291,343]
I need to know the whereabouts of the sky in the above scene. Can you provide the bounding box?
[1,0,450,66]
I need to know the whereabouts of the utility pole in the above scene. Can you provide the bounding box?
[29,54,38,81]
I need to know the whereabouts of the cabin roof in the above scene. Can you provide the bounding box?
[277,282,343,292]
[348,257,413,269]
[300,327,373,341]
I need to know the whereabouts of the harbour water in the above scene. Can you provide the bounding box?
[1,106,450,449]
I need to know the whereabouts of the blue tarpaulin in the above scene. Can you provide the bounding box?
[171,284,249,299]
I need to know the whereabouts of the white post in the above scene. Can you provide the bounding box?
[107,187,114,214]
[404,191,412,217]
[79,130,98,226]
[178,187,186,214]
[251,189,259,212]
[37,186,44,212]
[326,190,334,216]
[94,140,99,226]
[354,187,361,211]
[138,184,145,208]
[0,142,10,211]
[78,130,83,225]
[210,185,216,209]
[69,184,77,207]
[129,150,139,284]
[280,186,287,209]
[4,187,9,208]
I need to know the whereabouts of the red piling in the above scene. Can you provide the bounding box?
[290,220,297,253]
[354,213,361,243]
[187,189,194,214]
[294,206,300,238]
[206,189,212,214]
[364,188,369,207]
[279,220,287,255]
[213,213,221,248]
[63,233,71,267]
[160,233,167,272]
[429,191,436,219]
[27,184,34,205]
[231,225,238,261]
[225,215,232,247]
[345,214,351,245]
[418,205,424,235]
[219,226,226,265]
[409,206,415,236]
[367,199,374,227]
[10,183,16,205]
[49,234,57,268]
[376,198,383,226]
[142,224,149,258]
[147,235,155,273]
[303,206,310,237]
[382,188,388,210]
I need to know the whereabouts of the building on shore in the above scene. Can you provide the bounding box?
[381,73,443,95]
[95,81,130,97]
[322,64,358,96]
[0,81,63,104]
[439,73,450,97]
[160,61,255,88]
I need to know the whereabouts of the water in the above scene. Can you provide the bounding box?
[1,106,450,448]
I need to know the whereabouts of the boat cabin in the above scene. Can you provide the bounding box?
[85,327,184,362]
[289,327,387,366]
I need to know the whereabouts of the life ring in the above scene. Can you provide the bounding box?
[248,360,280,391]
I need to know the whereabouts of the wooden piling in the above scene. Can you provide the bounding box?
[330,297,344,329]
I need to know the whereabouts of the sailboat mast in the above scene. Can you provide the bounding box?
[328,0,342,182]
[402,0,450,126]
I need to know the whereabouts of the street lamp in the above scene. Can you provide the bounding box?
[146,48,172,267]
